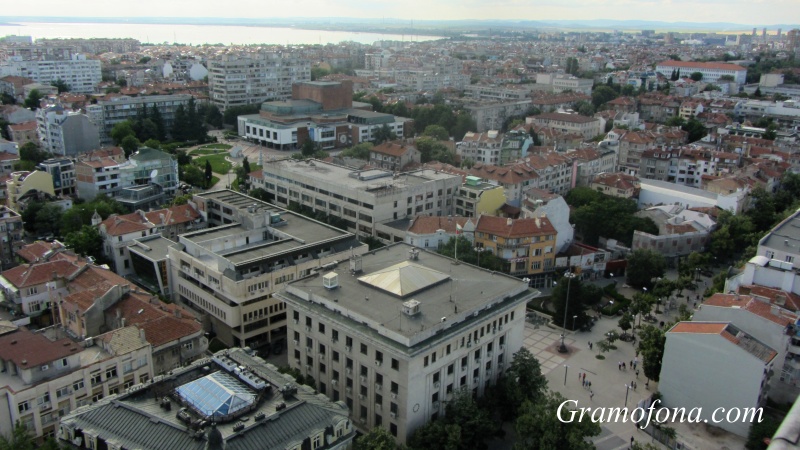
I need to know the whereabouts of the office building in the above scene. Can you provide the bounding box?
[250,158,461,240]
[276,243,537,443]
[168,190,368,349]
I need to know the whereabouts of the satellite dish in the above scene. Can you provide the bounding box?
[150,169,158,180]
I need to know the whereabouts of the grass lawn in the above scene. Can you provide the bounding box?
[209,176,220,187]
[200,143,232,150]
[190,148,227,155]
[194,154,232,174]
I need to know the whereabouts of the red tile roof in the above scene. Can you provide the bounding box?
[658,60,747,72]
[0,152,19,162]
[16,241,65,263]
[476,215,556,238]
[535,112,599,124]
[1,259,83,288]
[372,141,416,157]
[8,121,37,132]
[407,216,473,235]
[669,322,727,334]
[0,327,81,368]
[703,293,796,326]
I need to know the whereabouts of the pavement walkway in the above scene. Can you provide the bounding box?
[521,270,747,450]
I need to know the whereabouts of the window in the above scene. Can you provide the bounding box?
[106,367,118,379]
[91,372,102,386]
[391,358,399,370]
[18,401,29,413]
[56,386,70,398]
[38,392,51,406]
[73,380,85,391]
[360,343,368,355]
[318,323,325,334]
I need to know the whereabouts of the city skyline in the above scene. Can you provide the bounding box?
[1,0,799,29]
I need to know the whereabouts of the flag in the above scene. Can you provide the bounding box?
[456,223,462,235]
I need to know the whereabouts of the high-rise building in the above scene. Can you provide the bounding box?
[207,52,310,111]
[35,103,100,156]
[277,243,538,443]
[0,54,101,93]
[86,94,192,145]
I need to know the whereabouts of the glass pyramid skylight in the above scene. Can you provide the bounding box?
[176,371,256,418]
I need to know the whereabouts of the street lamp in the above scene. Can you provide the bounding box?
[474,246,485,267]
[564,365,569,386]
[559,271,577,353]
[624,383,632,407]
[573,315,578,331]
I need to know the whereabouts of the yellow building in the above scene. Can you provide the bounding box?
[455,176,507,217]
[6,170,54,211]
[475,215,557,282]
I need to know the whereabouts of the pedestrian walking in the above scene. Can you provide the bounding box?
[590,390,594,401]
[583,373,586,382]
[630,360,633,368]
[631,436,635,447]
[635,369,639,379]
[634,381,637,390]
[623,362,626,370]
[578,372,582,381]
[588,381,592,388]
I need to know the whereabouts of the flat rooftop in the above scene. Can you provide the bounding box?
[129,235,178,261]
[60,348,352,450]
[263,159,460,193]
[280,243,536,348]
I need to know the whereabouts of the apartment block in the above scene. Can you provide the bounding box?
[527,112,604,140]
[454,176,506,218]
[85,94,192,145]
[0,325,153,440]
[36,104,100,156]
[276,244,536,443]
[37,158,76,197]
[656,60,747,85]
[0,54,102,93]
[250,158,461,240]
[168,190,368,349]
[457,130,504,165]
[115,147,180,211]
[208,52,310,110]
[74,147,125,200]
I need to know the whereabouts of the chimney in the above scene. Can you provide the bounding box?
[507,218,513,226]
[174,308,182,319]
[139,328,146,343]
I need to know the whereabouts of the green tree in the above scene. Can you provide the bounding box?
[513,392,601,450]
[354,426,399,450]
[204,104,223,128]
[18,142,51,165]
[222,104,261,126]
[51,78,70,93]
[23,89,42,110]
[340,142,373,160]
[451,111,477,141]
[35,203,64,236]
[682,118,707,142]
[0,420,36,450]
[689,72,703,81]
[416,136,454,164]
[626,249,666,288]
[618,312,633,337]
[149,105,166,140]
[249,188,271,202]
[120,135,140,158]
[497,347,548,420]
[64,225,103,260]
[205,160,213,187]
[182,164,205,187]
[143,138,161,149]
[746,416,780,450]
[552,275,593,332]
[423,124,450,140]
[111,121,137,146]
[665,116,685,127]
[373,124,396,145]
[171,193,193,206]
[591,85,618,109]
[637,324,666,382]
[408,389,499,450]
[301,139,317,157]
[575,100,595,117]
[242,156,251,175]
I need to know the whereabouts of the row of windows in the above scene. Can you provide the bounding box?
[178,285,227,321]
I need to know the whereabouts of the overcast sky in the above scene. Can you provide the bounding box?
[3,0,799,26]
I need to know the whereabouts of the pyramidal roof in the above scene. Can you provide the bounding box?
[358,261,450,298]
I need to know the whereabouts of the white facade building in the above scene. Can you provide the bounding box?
[277,244,536,443]
[0,54,102,93]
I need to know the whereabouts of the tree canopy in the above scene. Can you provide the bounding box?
[513,392,601,450]
[566,187,658,246]
[625,249,666,289]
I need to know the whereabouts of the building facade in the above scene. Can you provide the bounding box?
[277,244,536,443]
[474,215,558,283]
[85,94,192,145]
[208,53,310,110]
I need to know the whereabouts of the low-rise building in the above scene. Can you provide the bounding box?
[7,120,38,147]
[37,157,76,197]
[276,243,536,443]
[0,325,153,440]
[454,176,506,218]
[457,131,504,166]
[116,147,179,210]
[656,60,748,85]
[474,215,558,284]
[74,147,125,200]
[632,204,715,264]
[404,216,476,250]
[527,112,604,140]
[590,172,640,199]
[369,140,420,171]
[58,348,354,450]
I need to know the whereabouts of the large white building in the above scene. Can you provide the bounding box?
[168,190,368,349]
[250,159,462,241]
[276,243,537,443]
[0,54,102,93]
[659,321,775,437]
[207,53,310,110]
[655,60,747,85]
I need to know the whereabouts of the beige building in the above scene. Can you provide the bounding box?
[6,170,54,212]
[169,190,367,349]
[0,324,153,440]
[277,244,536,443]
[369,140,420,171]
[527,113,604,140]
[590,172,640,199]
